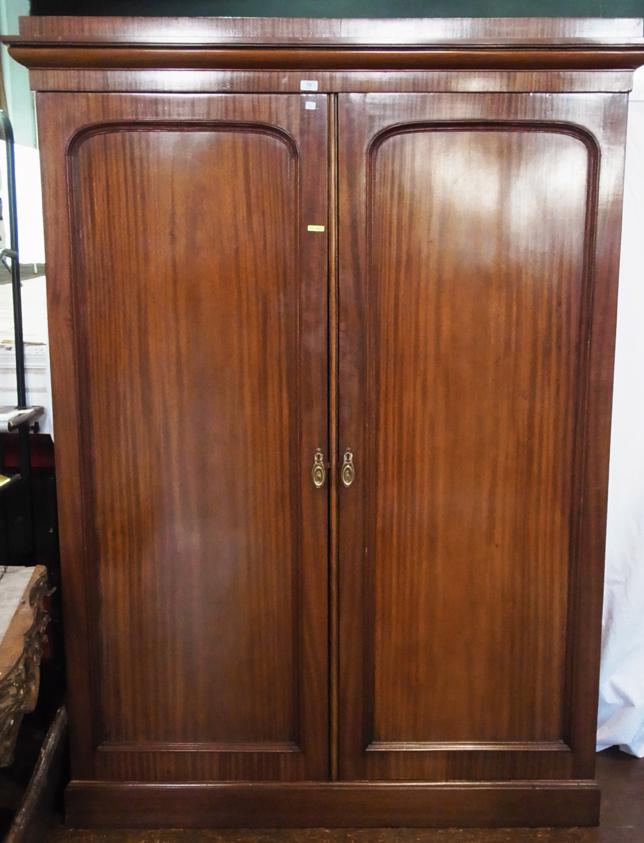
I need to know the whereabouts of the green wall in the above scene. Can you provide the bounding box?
[1,0,35,147]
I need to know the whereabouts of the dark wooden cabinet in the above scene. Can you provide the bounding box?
[6,14,644,830]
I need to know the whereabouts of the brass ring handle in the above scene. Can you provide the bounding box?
[311,448,326,489]
[341,448,355,488]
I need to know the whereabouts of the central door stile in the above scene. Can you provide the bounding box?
[328,92,341,782]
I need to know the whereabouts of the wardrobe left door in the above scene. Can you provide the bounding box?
[37,93,330,782]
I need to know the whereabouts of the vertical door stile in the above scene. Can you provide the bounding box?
[328,92,341,782]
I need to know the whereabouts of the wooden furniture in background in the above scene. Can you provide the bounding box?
[0,566,48,766]
[5,15,644,829]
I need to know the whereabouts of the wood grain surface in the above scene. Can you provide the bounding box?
[10,45,644,73]
[337,91,628,783]
[37,92,329,782]
[12,15,644,43]
[63,779,599,828]
[21,69,637,95]
[6,17,644,75]
[46,750,644,838]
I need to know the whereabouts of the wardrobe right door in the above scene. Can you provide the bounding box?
[336,92,628,782]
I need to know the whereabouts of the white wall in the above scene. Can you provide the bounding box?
[0,140,46,264]
[597,67,644,757]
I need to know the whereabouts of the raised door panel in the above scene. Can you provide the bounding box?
[337,93,628,781]
[37,93,329,781]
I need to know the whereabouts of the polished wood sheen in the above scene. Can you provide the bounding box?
[63,780,600,829]
[35,92,329,782]
[14,16,644,42]
[7,15,641,829]
[17,69,637,95]
[338,91,628,784]
[7,16,644,81]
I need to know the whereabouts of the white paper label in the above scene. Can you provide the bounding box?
[300,80,319,91]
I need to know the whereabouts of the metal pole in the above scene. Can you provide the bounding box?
[0,110,33,561]
[1,109,26,409]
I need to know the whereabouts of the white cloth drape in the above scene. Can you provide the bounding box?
[597,68,644,758]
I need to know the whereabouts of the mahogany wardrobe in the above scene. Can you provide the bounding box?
[6,15,644,829]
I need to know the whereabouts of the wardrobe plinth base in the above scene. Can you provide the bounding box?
[65,779,600,828]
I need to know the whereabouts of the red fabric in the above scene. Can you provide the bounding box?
[0,433,54,471]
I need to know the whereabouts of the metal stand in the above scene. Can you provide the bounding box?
[0,110,44,558]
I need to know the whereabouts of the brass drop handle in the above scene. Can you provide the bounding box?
[311,448,326,489]
[341,448,355,488]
